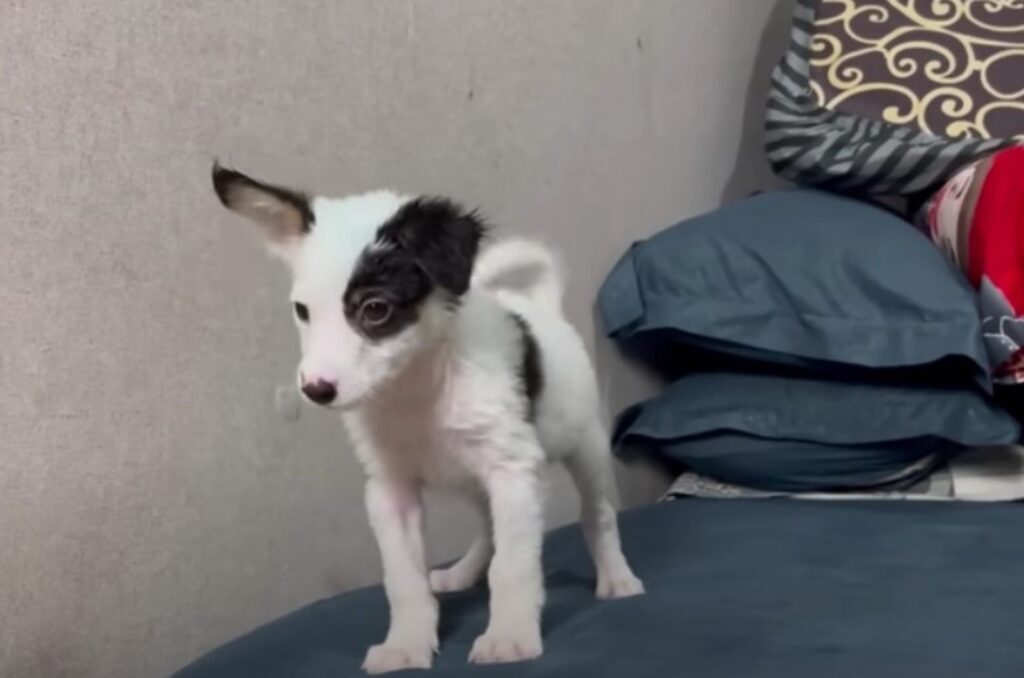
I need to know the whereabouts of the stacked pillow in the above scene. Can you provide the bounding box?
[599,189,1020,492]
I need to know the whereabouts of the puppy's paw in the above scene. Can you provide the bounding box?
[429,565,479,593]
[468,629,543,664]
[597,571,645,600]
[362,641,434,674]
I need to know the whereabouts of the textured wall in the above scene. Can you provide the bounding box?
[0,1,791,676]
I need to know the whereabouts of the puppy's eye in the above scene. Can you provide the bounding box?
[293,302,310,323]
[359,299,392,326]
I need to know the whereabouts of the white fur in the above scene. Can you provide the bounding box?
[237,189,643,674]
[472,237,565,312]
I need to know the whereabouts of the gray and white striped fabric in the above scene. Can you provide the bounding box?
[766,0,1010,196]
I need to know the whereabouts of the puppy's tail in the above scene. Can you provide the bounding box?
[472,238,565,313]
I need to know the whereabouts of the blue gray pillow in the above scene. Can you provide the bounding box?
[613,371,1020,492]
[598,189,992,387]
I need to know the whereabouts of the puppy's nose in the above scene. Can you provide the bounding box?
[301,379,337,405]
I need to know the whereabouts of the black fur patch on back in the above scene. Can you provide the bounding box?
[511,314,543,421]
[374,197,486,297]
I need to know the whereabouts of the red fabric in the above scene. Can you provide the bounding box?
[967,147,1024,314]
[919,145,1024,383]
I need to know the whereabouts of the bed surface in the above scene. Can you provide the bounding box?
[176,499,1024,677]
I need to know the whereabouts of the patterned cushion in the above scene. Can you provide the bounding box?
[766,0,1022,196]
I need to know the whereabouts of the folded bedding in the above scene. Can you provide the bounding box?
[666,445,1024,503]
[664,466,955,501]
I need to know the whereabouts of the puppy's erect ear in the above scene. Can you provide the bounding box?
[211,163,313,252]
[378,197,486,296]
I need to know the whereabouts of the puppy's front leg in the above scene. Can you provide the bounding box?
[469,466,544,664]
[362,476,438,674]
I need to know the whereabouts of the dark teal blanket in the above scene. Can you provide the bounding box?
[176,499,1024,677]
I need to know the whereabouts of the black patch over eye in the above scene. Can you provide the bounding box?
[343,248,428,340]
[293,302,310,322]
[359,299,392,326]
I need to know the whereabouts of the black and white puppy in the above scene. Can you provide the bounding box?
[211,165,643,674]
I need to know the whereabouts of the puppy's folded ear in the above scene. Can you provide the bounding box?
[380,198,487,296]
[211,163,313,256]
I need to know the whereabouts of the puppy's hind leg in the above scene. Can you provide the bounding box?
[563,420,644,600]
[430,501,493,593]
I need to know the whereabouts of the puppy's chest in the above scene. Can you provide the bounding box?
[353,400,500,486]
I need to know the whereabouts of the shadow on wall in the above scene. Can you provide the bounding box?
[594,0,798,508]
[720,0,798,204]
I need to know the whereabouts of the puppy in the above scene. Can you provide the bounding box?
[211,165,643,674]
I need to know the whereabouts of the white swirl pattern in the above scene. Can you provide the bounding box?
[809,0,1024,139]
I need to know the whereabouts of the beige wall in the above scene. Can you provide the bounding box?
[0,2,791,676]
